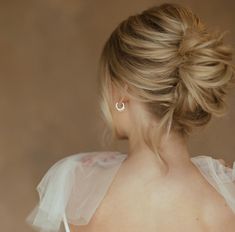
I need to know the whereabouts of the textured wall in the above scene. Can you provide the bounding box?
[0,0,234,231]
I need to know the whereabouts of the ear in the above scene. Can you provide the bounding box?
[112,83,129,103]
[119,84,130,104]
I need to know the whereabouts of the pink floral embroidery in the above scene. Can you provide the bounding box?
[101,154,116,163]
[81,156,94,166]
[81,153,118,166]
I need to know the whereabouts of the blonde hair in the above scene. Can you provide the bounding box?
[97,2,235,155]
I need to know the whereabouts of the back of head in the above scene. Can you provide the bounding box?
[98,2,235,150]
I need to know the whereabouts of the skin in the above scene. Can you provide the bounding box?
[70,84,235,231]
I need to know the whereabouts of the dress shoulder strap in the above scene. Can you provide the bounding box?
[25,151,128,232]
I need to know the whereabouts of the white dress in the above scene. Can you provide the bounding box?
[25,151,235,232]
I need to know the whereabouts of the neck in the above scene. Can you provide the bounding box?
[125,130,192,177]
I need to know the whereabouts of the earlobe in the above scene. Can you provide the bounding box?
[112,83,130,111]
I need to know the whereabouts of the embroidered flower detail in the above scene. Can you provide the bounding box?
[80,152,123,167]
[80,155,95,166]
[101,154,116,162]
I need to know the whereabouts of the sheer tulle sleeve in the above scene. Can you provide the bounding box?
[25,151,128,232]
[191,155,235,214]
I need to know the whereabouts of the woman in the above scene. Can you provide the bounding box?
[26,2,235,232]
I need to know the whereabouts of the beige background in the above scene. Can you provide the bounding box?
[0,0,234,231]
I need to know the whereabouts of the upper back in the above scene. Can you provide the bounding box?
[25,151,235,232]
[70,155,235,232]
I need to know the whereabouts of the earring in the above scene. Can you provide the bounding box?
[115,102,125,112]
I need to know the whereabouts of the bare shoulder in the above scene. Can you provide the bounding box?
[173,165,235,232]
[144,162,235,231]
[203,199,235,231]
[199,182,235,231]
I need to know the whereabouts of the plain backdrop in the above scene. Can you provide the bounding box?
[0,0,234,231]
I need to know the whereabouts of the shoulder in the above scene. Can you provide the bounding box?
[42,151,128,178]
[26,150,128,232]
[175,157,235,231]
[147,158,235,230]
[37,151,128,188]
[202,193,235,231]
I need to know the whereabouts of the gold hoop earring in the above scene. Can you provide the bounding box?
[115,102,125,112]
